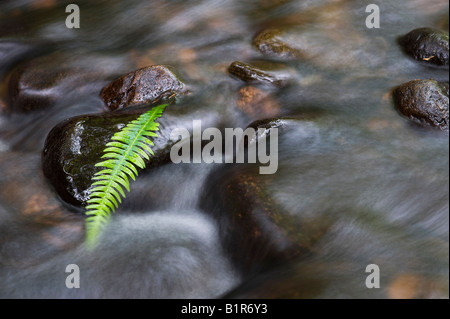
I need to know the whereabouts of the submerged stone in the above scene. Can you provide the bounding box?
[253,28,301,60]
[236,86,280,119]
[252,26,386,70]
[200,118,330,274]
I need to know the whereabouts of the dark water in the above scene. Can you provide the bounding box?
[0,0,448,298]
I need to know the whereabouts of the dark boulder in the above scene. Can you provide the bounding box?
[100,65,187,111]
[42,108,176,208]
[393,79,449,130]
[42,105,223,209]
[400,28,449,66]
[200,118,331,275]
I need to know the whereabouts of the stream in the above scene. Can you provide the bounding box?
[0,0,448,298]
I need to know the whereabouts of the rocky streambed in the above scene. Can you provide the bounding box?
[0,0,448,298]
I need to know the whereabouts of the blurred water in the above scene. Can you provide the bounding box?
[0,0,448,298]
[1,209,239,298]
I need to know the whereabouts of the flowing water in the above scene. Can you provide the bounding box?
[0,0,448,298]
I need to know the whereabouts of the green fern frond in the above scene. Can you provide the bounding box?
[85,103,167,248]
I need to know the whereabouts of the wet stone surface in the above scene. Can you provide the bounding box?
[400,28,449,66]
[200,118,332,275]
[228,61,295,86]
[251,3,389,72]
[100,65,188,111]
[41,100,225,209]
[394,79,449,130]
[41,107,184,208]
[253,28,302,60]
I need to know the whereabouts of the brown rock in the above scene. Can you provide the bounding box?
[200,148,331,275]
[228,61,293,86]
[388,274,421,299]
[393,79,449,130]
[252,23,386,71]
[253,29,301,60]
[100,65,187,111]
[237,86,280,118]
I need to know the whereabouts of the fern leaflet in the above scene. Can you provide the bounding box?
[85,103,167,248]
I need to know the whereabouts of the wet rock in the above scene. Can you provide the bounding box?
[100,65,187,111]
[200,119,331,274]
[253,29,301,60]
[42,108,177,208]
[228,61,293,86]
[7,53,111,112]
[42,105,222,209]
[200,166,331,275]
[253,26,386,70]
[236,86,280,119]
[393,79,449,130]
[400,28,449,66]
[202,169,290,274]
